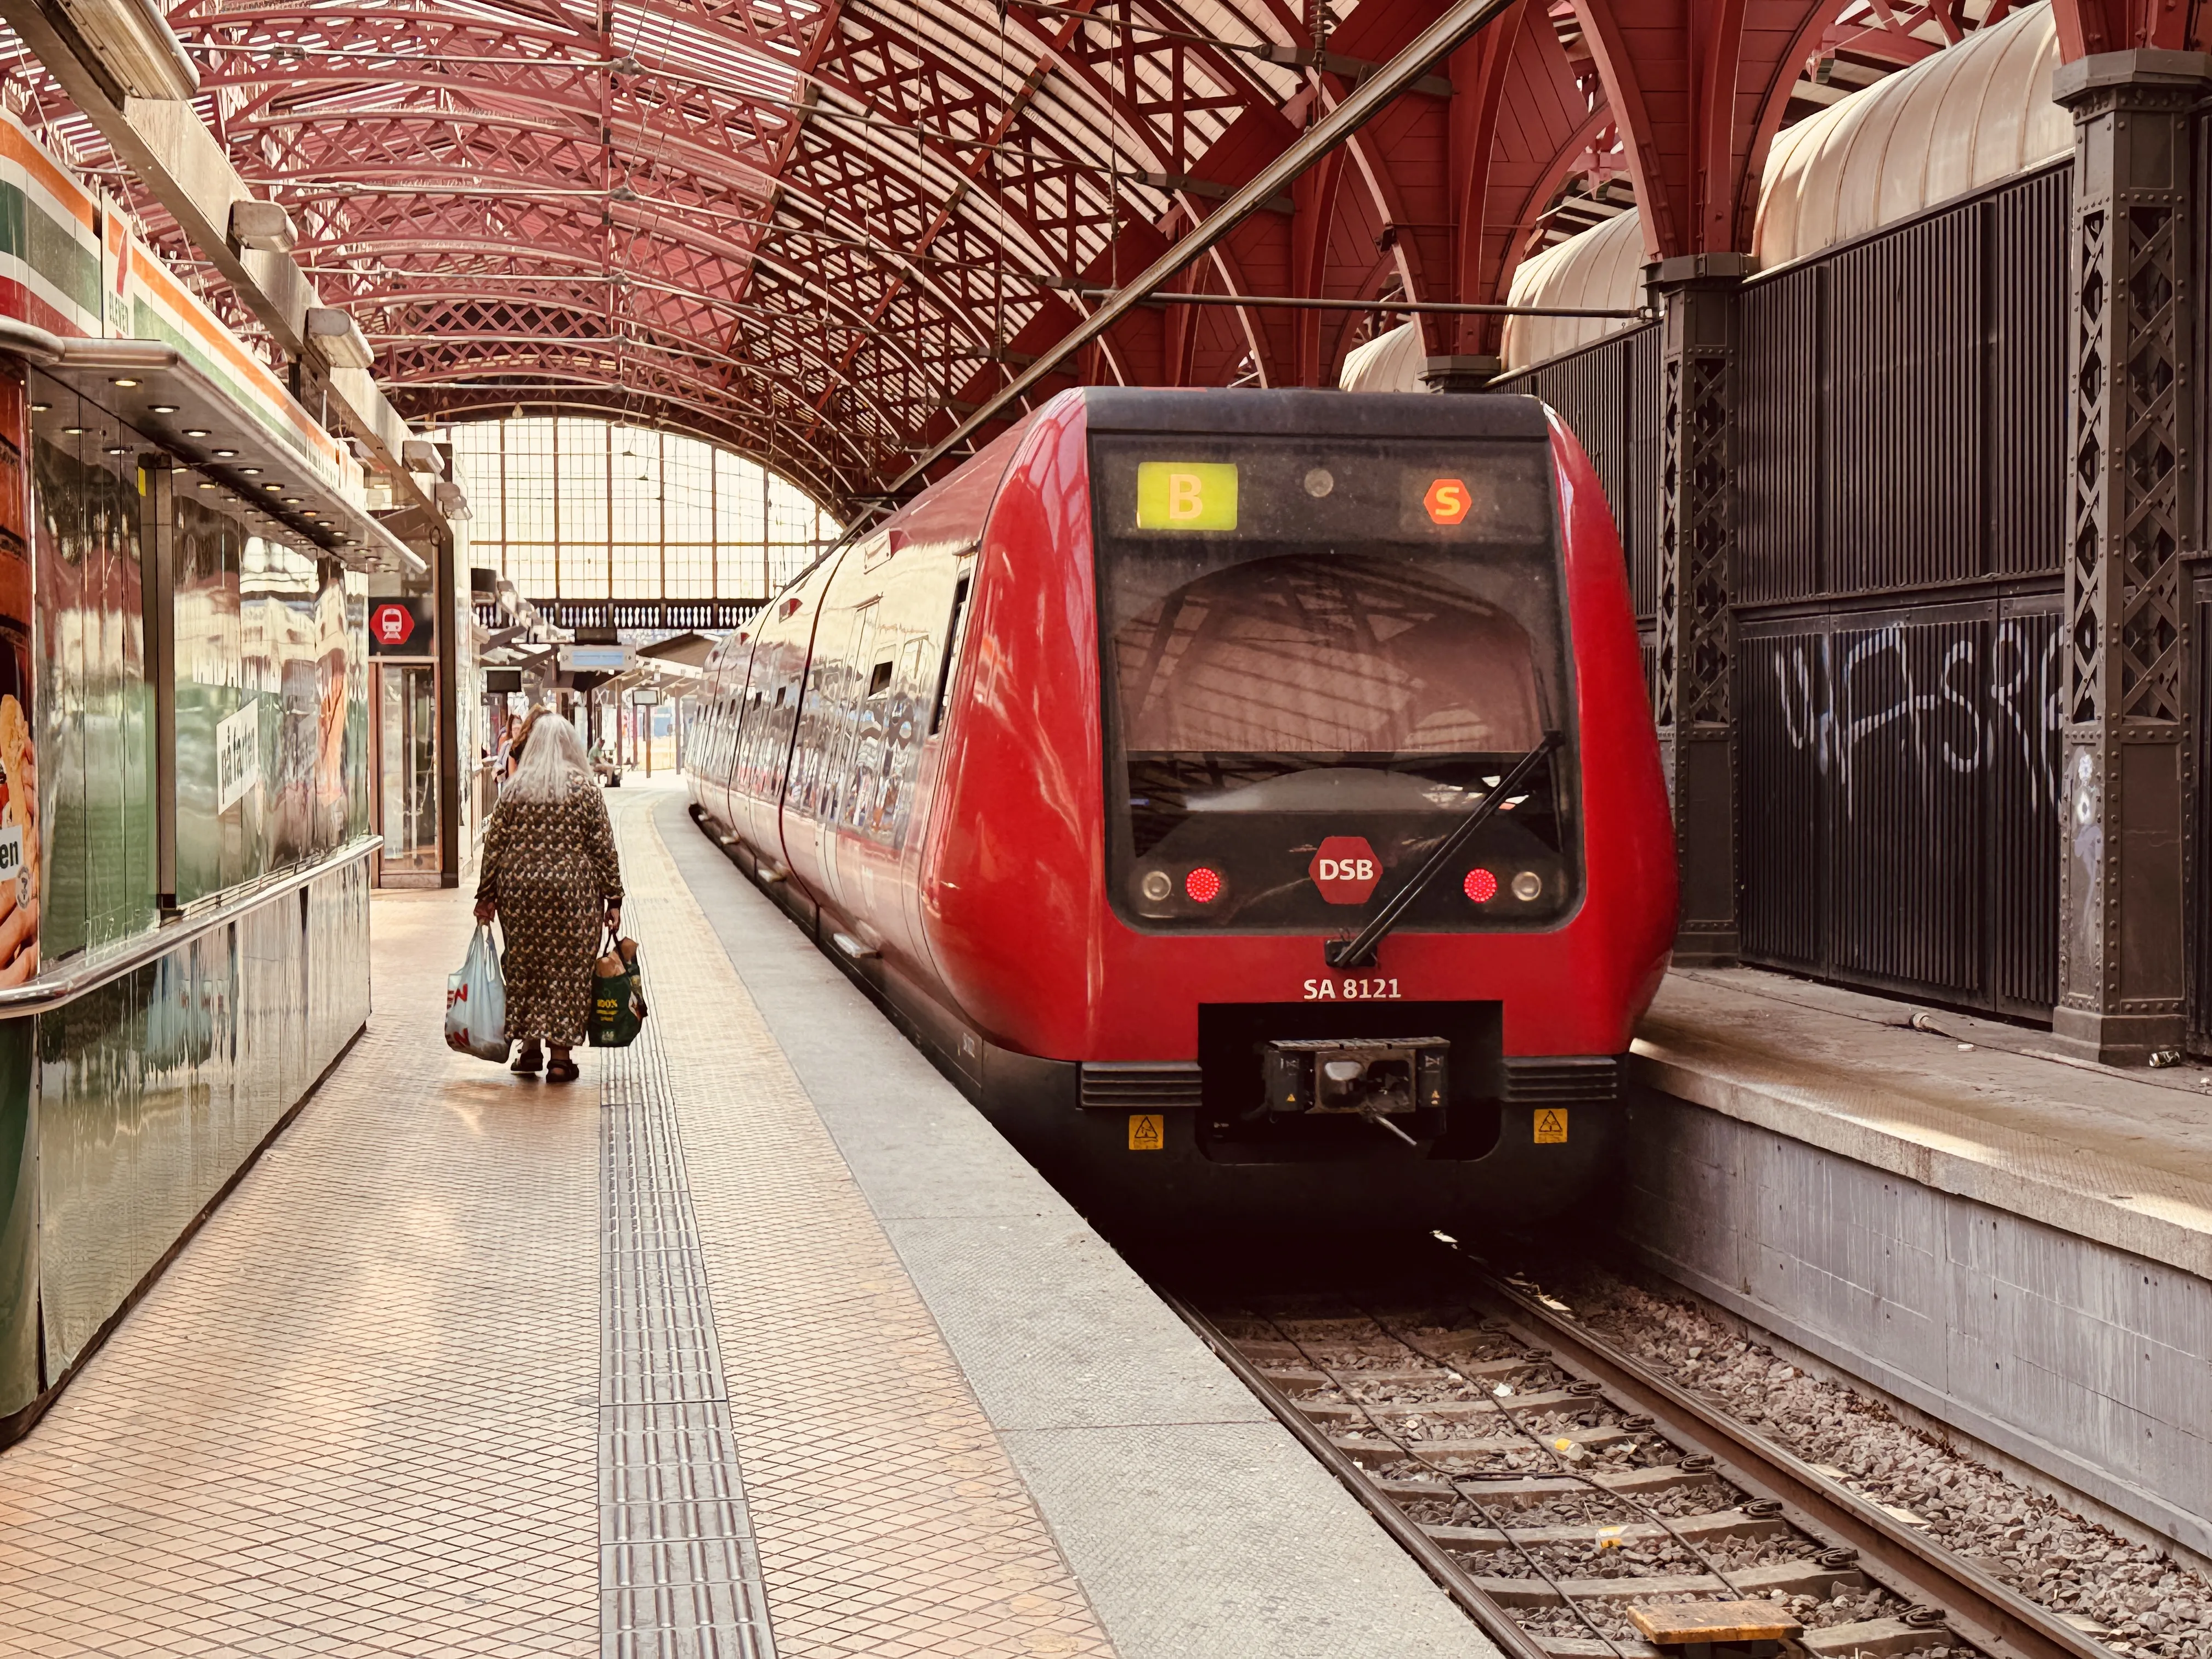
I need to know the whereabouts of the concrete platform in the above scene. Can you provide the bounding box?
[1624,967,2212,1560]
[0,777,1499,1659]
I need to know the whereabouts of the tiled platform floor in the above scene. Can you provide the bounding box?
[0,787,1112,1657]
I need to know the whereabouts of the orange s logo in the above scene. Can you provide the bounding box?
[1424,478,1472,525]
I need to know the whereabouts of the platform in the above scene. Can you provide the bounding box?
[0,778,1498,1659]
[1623,967,2212,1561]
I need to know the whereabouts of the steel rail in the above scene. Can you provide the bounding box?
[1447,1254,2116,1659]
[1163,1289,1551,1659]
[886,0,1522,495]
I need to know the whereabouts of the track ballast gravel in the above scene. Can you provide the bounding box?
[1552,1266,2210,1657]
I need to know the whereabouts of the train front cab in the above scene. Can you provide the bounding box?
[922,389,1677,1235]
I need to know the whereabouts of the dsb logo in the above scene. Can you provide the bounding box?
[1308,835,1382,904]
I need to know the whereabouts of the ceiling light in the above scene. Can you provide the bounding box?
[151,405,179,415]
[198,482,216,490]
[29,403,47,413]
[104,447,127,456]
[283,496,300,504]
[184,428,210,438]
[301,509,317,517]
[61,426,84,435]
[213,448,236,458]
[239,466,260,475]
[263,483,280,492]
[110,377,138,388]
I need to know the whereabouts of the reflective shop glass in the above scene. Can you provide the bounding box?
[31,383,154,960]
[173,489,370,905]
[1090,436,1578,933]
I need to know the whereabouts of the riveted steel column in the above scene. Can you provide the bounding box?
[1651,256,1750,966]
[2050,52,2212,1065]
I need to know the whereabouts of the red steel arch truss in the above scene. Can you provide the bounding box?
[0,0,2188,511]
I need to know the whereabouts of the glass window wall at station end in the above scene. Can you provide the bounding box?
[436,415,840,606]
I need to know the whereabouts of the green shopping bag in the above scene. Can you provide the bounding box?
[590,931,648,1048]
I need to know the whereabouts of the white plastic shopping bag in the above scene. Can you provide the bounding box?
[445,924,510,1062]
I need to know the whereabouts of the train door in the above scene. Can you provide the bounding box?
[904,554,978,976]
[738,551,841,868]
[789,595,876,902]
[831,545,955,958]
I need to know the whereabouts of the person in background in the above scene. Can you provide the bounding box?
[493,713,524,789]
[473,715,623,1083]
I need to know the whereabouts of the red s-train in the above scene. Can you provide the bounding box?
[689,388,1676,1231]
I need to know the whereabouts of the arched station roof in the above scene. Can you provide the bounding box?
[0,0,2185,515]
[1499,2,2070,372]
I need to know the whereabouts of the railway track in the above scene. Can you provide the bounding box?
[1170,1243,2119,1659]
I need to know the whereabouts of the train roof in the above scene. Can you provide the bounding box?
[1077,386,1551,441]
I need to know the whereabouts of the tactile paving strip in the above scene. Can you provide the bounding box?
[600,991,777,1657]
[607,790,1115,1659]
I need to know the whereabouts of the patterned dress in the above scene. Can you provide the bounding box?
[475,775,624,1046]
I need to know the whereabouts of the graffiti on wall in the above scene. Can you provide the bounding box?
[1765,617,2063,817]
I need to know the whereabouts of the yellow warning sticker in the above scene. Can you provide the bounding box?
[1534,1108,1568,1144]
[1128,1113,1164,1151]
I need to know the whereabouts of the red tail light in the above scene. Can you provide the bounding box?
[1184,866,1223,903]
[1463,868,1498,904]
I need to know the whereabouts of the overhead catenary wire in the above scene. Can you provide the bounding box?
[887,0,1526,498]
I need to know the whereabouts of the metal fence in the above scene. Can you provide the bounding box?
[474,599,768,633]
[1500,161,2072,1020]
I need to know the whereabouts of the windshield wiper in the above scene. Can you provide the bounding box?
[1323,733,1560,969]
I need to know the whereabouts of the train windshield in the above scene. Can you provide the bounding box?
[1091,434,1577,932]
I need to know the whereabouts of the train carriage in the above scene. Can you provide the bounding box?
[691,387,1676,1232]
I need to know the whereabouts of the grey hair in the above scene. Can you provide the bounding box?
[504,712,592,804]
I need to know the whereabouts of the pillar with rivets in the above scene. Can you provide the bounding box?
[1650,253,1751,966]
[2050,51,2212,1065]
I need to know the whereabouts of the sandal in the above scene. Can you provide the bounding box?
[511,1043,543,1075]
[546,1058,580,1084]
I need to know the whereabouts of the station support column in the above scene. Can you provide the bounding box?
[2050,52,2212,1064]
[1650,255,1750,967]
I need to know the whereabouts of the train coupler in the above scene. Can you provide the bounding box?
[1259,1037,1448,1119]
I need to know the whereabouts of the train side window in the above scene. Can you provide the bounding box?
[867,658,895,698]
[931,572,973,734]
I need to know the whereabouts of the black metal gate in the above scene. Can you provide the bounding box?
[1503,162,2070,1020]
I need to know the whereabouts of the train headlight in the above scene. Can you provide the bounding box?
[1512,870,1543,901]
[1184,866,1224,904]
[1139,869,1173,902]
[1464,868,1498,903]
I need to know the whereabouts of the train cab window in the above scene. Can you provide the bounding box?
[1091,435,1576,934]
[867,659,895,698]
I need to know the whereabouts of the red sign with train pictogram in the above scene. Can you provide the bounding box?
[367,596,436,658]
[371,603,415,647]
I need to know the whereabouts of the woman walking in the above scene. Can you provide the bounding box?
[473,715,623,1082]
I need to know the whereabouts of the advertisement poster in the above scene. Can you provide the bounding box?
[216,699,261,814]
[0,379,33,986]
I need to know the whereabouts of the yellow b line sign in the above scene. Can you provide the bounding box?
[1136,462,1238,530]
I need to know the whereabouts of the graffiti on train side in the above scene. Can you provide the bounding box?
[1765,620,2063,817]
